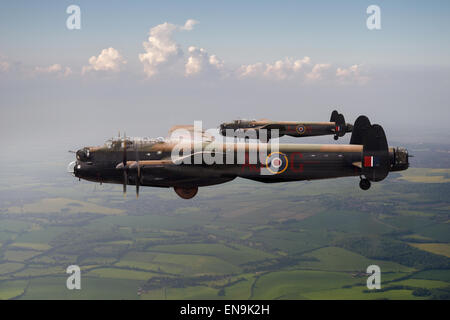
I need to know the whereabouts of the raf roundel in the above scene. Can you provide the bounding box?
[265,152,288,175]
[296,125,306,135]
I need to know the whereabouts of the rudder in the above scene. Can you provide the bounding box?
[362,124,389,182]
[350,115,371,145]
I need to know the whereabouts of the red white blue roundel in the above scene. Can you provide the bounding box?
[265,152,288,174]
[296,125,306,135]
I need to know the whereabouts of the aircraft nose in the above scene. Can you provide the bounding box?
[76,148,91,161]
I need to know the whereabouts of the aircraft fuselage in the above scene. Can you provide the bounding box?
[71,142,408,189]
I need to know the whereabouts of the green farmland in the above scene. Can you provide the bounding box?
[0,162,449,300]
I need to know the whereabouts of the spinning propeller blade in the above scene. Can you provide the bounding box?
[135,141,141,199]
[122,134,127,197]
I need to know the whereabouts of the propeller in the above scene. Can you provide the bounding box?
[135,141,141,199]
[118,133,143,199]
[122,134,128,197]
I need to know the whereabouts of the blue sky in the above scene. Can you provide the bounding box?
[1,0,449,67]
[0,1,449,152]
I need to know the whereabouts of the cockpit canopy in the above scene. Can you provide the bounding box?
[103,136,166,149]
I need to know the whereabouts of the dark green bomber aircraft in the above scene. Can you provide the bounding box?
[220,110,353,141]
[68,111,410,199]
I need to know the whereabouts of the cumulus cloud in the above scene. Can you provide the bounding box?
[181,19,199,31]
[336,64,369,84]
[1,20,371,85]
[238,62,264,78]
[237,58,369,84]
[139,20,199,77]
[238,59,367,84]
[0,60,10,72]
[0,54,13,73]
[305,63,331,81]
[82,47,126,74]
[136,20,368,85]
[185,46,224,76]
[34,64,72,77]
[238,57,311,80]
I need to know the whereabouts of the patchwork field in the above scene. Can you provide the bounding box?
[5,198,124,215]
[0,164,449,300]
[409,243,450,258]
[397,168,450,183]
